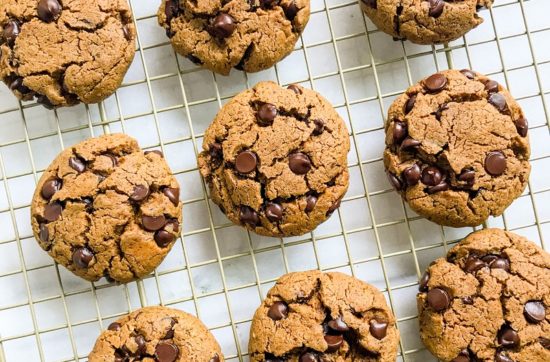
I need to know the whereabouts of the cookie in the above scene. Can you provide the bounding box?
[383,69,530,227]
[157,0,310,75]
[0,0,136,108]
[30,134,182,283]
[198,81,350,237]
[89,306,224,362]
[248,270,400,361]
[360,0,494,44]
[417,229,550,362]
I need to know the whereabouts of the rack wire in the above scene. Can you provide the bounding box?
[0,0,548,361]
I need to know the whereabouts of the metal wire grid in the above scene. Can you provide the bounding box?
[0,0,548,361]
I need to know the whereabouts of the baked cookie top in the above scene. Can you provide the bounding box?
[157,0,310,75]
[384,69,530,227]
[360,0,494,44]
[417,229,550,362]
[89,306,224,362]
[0,0,135,108]
[30,134,182,283]
[198,81,350,237]
[249,270,400,362]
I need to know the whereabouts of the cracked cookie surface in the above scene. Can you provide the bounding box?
[89,306,224,362]
[157,0,310,75]
[0,0,136,108]
[417,229,550,362]
[198,81,350,237]
[383,69,530,227]
[248,270,400,362]
[30,134,182,283]
[360,0,493,44]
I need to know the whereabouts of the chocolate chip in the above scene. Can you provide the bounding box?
[427,288,451,311]
[403,164,421,186]
[37,94,55,109]
[44,201,63,222]
[387,172,403,191]
[142,215,167,231]
[69,156,86,173]
[114,351,126,362]
[424,73,447,93]
[305,195,317,213]
[405,94,417,114]
[186,54,203,65]
[369,318,388,339]
[490,256,510,272]
[540,337,550,349]
[240,205,260,227]
[162,318,176,339]
[283,1,299,20]
[524,301,545,323]
[9,77,32,96]
[312,119,325,135]
[514,117,528,137]
[39,223,49,243]
[209,142,223,168]
[481,254,498,265]
[464,255,485,273]
[495,351,514,362]
[300,352,318,362]
[324,334,343,352]
[485,80,499,94]
[165,0,179,23]
[130,185,149,202]
[393,121,407,144]
[145,150,164,157]
[155,342,179,362]
[208,13,236,39]
[485,151,507,176]
[327,317,349,332]
[460,69,476,80]
[268,301,288,320]
[265,203,283,222]
[433,103,449,121]
[72,247,94,268]
[326,198,341,216]
[428,0,445,18]
[400,137,421,151]
[235,150,258,174]
[289,152,311,174]
[3,20,20,45]
[419,271,430,292]
[108,322,121,331]
[37,0,62,23]
[458,169,475,184]
[135,334,147,355]
[462,296,474,305]
[41,178,62,200]
[155,230,175,247]
[210,354,220,362]
[260,0,279,8]
[287,84,302,94]
[497,325,520,347]
[163,187,180,206]
[427,181,449,194]
[421,166,443,186]
[122,25,131,41]
[105,154,118,167]
[362,0,377,9]
[257,103,277,126]
[488,93,508,112]
[265,355,283,362]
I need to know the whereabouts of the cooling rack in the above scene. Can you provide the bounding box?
[0,0,548,361]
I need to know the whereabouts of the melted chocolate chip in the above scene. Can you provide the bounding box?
[142,215,167,231]
[540,337,550,349]
[69,156,86,173]
[208,13,236,39]
[130,185,149,202]
[39,223,49,243]
[428,0,445,18]
[324,334,343,352]
[426,181,449,194]
[289,152,311,174]
[265,203,283,222]
[312,119,325,135]
[300,352,318,362]
[497,325,520,347]
[135,334,146,355]
[490,256,510,272]
[165,0,179,23]
[369,318,388,339]
[155,230,175,247]
[37,0,62,23]
[41,178,62,200]
[427,287,451,312]
[458,169,475,184]
[257,103,278,126]
[433,103,449,121]
[210,354,221,362]
[72,247,94,268]
[44,201,63,222]
[283,1,299,20]
[163,187,180,206]
[424,73,448,93]
[464,255,485,273]
[240,205,260,227]
[268,301,288,320]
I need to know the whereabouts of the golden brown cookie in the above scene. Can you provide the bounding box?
[417,229,550,362]
[0,0,136,108]
[198,81,350,237]
[157,0,310,75]
[360,0,494,44]
[30,134,182,283]
[89,306,224,362]
[384,69,530,227]
[248,270,400,362]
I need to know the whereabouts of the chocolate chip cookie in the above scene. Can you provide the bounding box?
[198,81,350,237]
[417,228,550,361]
[360,0,494,44]
[30,134,182,283]
[157,0,310,75]
[89,306,224,362]
[248,270,400,362]
[0,0,136,108]
[384,69,530,227]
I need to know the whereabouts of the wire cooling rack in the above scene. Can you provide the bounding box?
[0,0,549,361]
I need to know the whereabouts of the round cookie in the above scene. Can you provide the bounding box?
[383,69,530,227]
[198,81,350,237]
[417,229,550,361]
[89,306,224,362]
[30,134,182,283]
[157,0,310,75]
[249,270,400,361]
[0,0,136,108]
[360,0,494,45]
